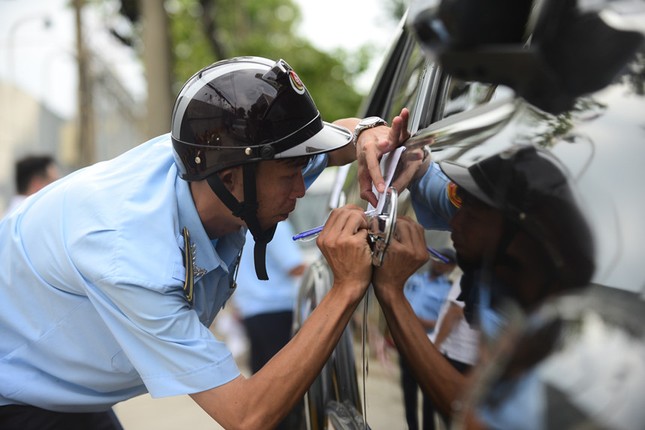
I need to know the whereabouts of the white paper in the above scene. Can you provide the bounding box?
[368,146,406,214]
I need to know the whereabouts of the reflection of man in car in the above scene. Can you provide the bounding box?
[441,146,595,327]
[362,0,645,427]
[371,145,595,422]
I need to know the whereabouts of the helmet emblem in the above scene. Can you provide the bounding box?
[289,70,306,95]
[447,182,461,208]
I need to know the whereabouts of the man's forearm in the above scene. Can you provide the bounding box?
[327,118,361,166]
[249,283,365,421]
[375,287,466,416]
[191,281,367,429]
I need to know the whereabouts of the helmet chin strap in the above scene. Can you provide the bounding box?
[206,164,276,280]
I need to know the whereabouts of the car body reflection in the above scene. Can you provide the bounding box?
[294,6,645,428]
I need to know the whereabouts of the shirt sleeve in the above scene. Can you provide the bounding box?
[408,161,459,230]
[68,217,240,397]
[87,272,240,397]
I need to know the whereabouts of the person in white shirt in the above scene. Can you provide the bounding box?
[431,277,480,374]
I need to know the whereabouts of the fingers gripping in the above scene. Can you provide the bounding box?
[317,206,372,285]
[357,108,411,206]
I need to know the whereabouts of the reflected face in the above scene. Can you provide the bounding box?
[253,158,308,230]
[449,192,504,266]
[449,190,559,311]
[495,231,555,310]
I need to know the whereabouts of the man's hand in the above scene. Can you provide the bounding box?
[317,205,373,297]
[389,144,432,194]
[356,108,411,206]
[372,216,429,297]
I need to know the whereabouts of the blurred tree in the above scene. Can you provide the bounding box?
[141,0,173,137]
[382,0,407,24]
[108,0,375,121]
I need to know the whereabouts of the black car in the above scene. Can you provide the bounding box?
[294,2,645,428]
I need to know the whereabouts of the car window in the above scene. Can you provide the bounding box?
[384,40,427,126]
[289,168,339,261]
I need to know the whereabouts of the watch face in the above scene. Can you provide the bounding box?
[361,116,383,127]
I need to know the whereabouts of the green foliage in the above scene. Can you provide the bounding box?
[167,0,370,119]
[383,0,407,23]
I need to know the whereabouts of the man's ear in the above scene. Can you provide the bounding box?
[218,166,244,197]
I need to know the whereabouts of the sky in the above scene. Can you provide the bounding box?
[294,0,397,51]
[0,0,400,119]
[292,0,400,91]
[0,0,144,118]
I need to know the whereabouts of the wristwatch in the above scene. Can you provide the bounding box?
[352,116,387,146]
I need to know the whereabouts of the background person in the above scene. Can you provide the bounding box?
[233,219,307,429]
[4,154,60,216]
[428,275,480,429]
[430,277,479,376]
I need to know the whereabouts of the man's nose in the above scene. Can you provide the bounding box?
[292,173,306,199]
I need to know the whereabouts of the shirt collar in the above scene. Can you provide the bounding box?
[175,176,244,275]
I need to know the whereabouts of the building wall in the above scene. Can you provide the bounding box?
[0,82,63,211]
[0,64,145,213]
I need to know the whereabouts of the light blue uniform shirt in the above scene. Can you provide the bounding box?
[409,161,457,230]
[233,221,304,319]
[403,272,452,334]
[0,134,327,412]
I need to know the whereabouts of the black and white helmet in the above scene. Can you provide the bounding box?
[171,56,351,180]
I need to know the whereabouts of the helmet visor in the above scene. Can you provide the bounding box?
[275,121,352,159]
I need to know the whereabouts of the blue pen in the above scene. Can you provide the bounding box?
[293,209,378,242]
[296,227,452,266]
[292,225,324,242]
[427,247,450,263]
[294,223,452,265]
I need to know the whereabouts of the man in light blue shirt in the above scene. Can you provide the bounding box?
[0,57,426,430]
